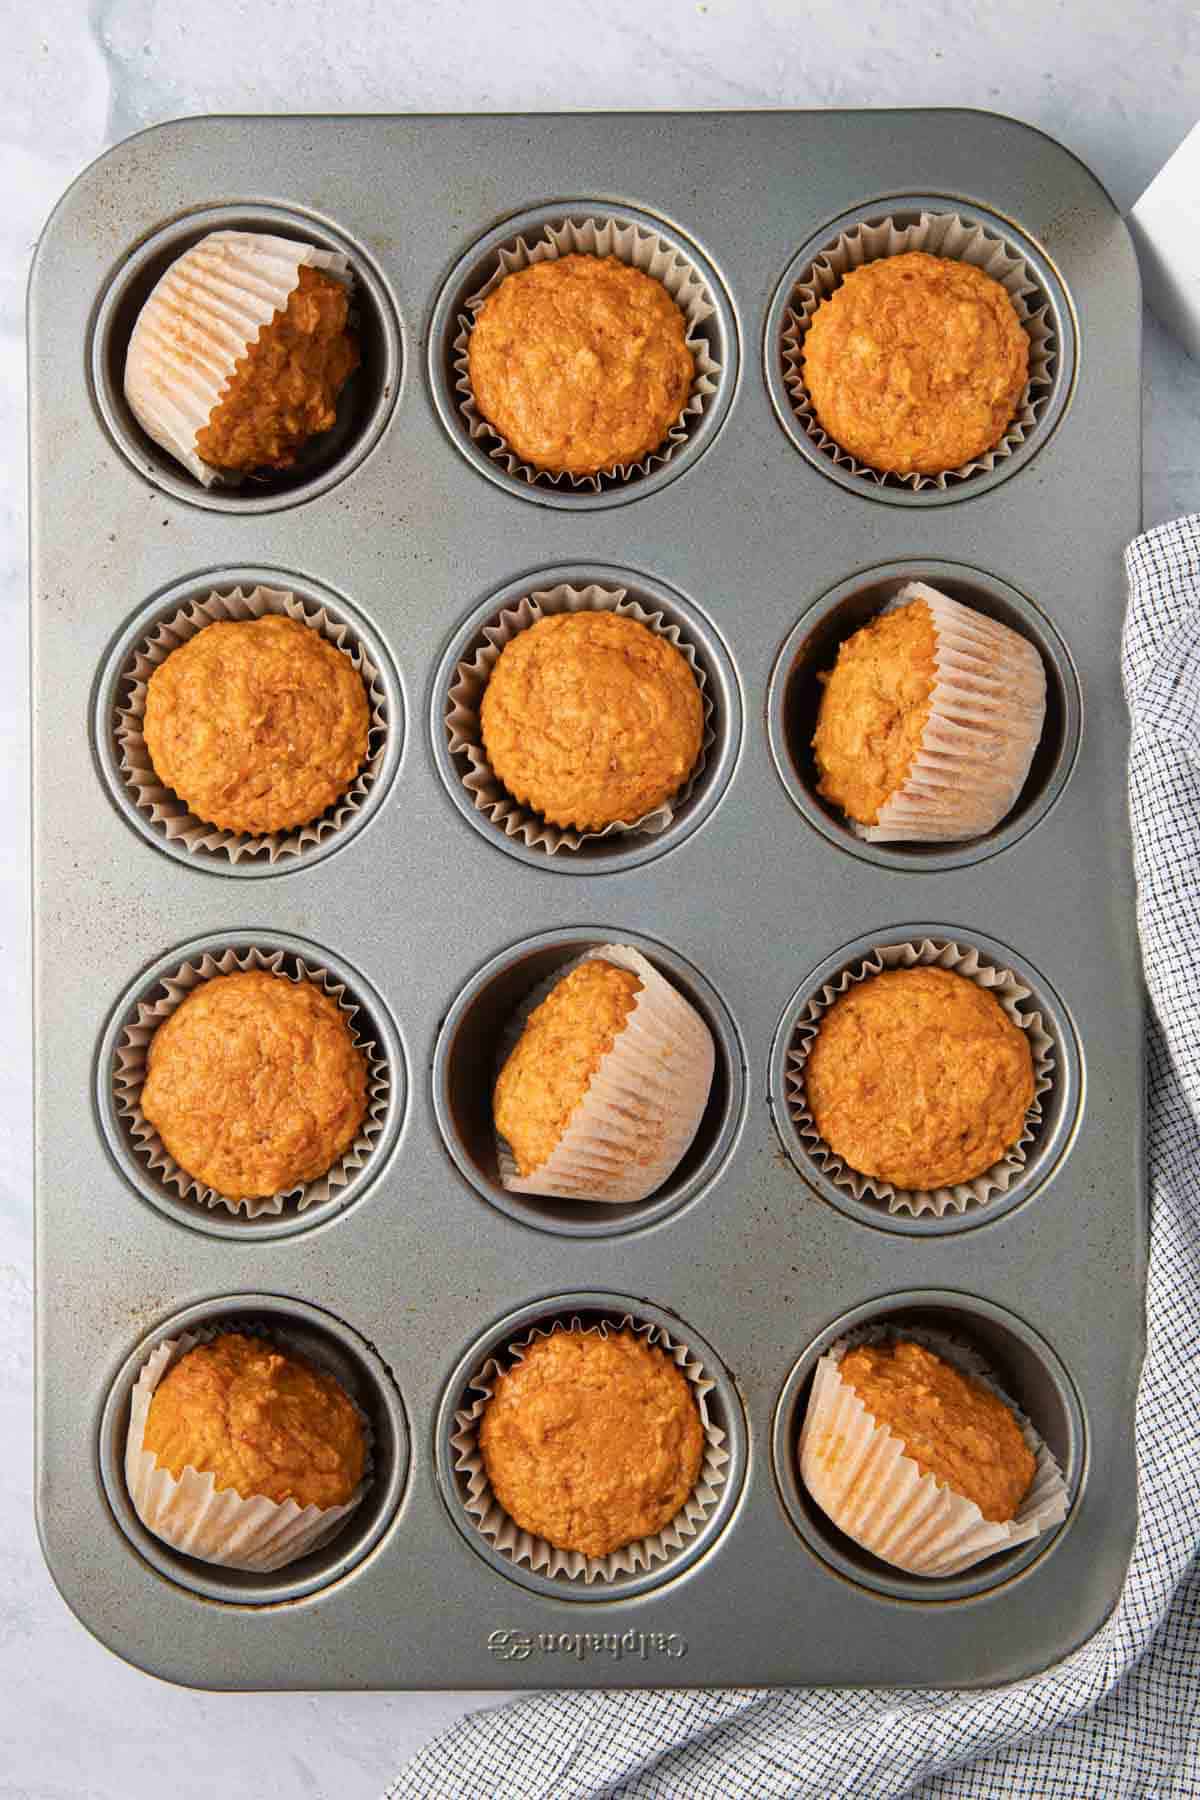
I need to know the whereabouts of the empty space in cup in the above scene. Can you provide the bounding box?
[767,561,1081,872]
[95,931,406,1241]
[99,1294,409,1605]
[426,201,738,509]
[772,1290,1084,1603]
[430,564,742,873]
[432,930,745,1236]
[90,203,401,511]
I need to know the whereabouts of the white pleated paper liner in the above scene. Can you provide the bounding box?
[495,943,716,1204]
[851,582,1048,843]
[785,939,1055,1218]
[113,946,389,1219]
[113,584,387,866]
[126,1324,371,1573]
[781,211,1056,490]
[798,1324,1070,1578]
[124,229,354,487]
[451,1312,729,1585]
[445,583,714,855]
[454,216,721,491]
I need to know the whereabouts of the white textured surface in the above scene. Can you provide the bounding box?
[3,2,1199,1792]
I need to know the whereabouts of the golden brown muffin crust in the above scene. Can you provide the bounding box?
[838,1339,1035,1523]
[804,966,1035,1190]
[144,1332,366,1509]
[479,1329,704,1557]
[494,959,641,1177]
[467,254,694,475]
[812,600,937,826]
[480,612,704,833]
[196,264,358,472]
[802,252,1030,476]
[140,969,369,1199]
[143,614,371,836]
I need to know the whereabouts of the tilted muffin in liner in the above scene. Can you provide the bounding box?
[786,938,1055,1218]
[124,230,353,486]
[126,1325,371,1572]
[445,582,714,855]
[114,583,388,866]
[113,945,389,1219]
[851,581,1047,843]
[454,216,721,491]
[799,1325,1070,1577]
[451,1312,729,1585]
[496,943,716,1203]
[781,211,1056,490]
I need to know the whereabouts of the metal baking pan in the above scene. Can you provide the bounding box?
[30,109,1145,1690]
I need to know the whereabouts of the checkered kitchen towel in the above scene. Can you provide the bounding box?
[394,518,1200,1799]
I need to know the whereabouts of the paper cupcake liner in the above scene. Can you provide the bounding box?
[786,938,1055,1217]
[452,1311,729,1585]
[799,1324,1070,1577]
[113,584,388,866]
[113,945,389,1219]
[853,582,1047,843]
[446,583,714,854]
[124,230,353,487]
[781,211,1056,490]
[496,943,716,1204]
[126,1324,371,1572]
[453,215,721,491]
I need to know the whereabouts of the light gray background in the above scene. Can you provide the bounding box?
[3,1,1197,1792]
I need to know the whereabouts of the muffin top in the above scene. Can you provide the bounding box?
[479,1328,704,1557]
[812,600,937,826]
[494,959,641,1177]
[467,254,695,475]
[195,264,359,472]
[144,1332,366,1510]
[143,614,371,837]
[837,1339,1035,1523]
[480,611,704,833]
[803,965,1035,1190]
[801,252,1030,476]
[140,969,369,1199]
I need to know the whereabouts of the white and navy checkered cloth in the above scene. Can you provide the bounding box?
[393,517,1200,1799]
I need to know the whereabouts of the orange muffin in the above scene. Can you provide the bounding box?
[143,614,370,836]
[812,600,937,827]
[836,1339,1035,1523]
[143,1332,365,1510]
[479,1328,704,1557]
[802,252,1029,475]
[494,959,642,1177]
[140,969,369,1199]
[804,966,1035,1190]
[480,611,703,833]
[468,254,694,475]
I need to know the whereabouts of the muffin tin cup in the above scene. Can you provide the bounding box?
[445,579,715,856]
[766,198,1075,504]
[100,1295,409,1605]
[125,1323,373,1574]
[771,930,1073,1228]
[90,202,403,512]
[99,571,402,874]
[97,933,405,1238]
[495,943,716,1204]
[773,1292,1085,1603]
[429,202,738,509]
[799,1323,1069,1579]
[433,927,746,1237]
[437,1295,745,1601]
[433,565,742,873]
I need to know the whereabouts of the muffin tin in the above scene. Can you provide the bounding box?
[32,110,1144,1689]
